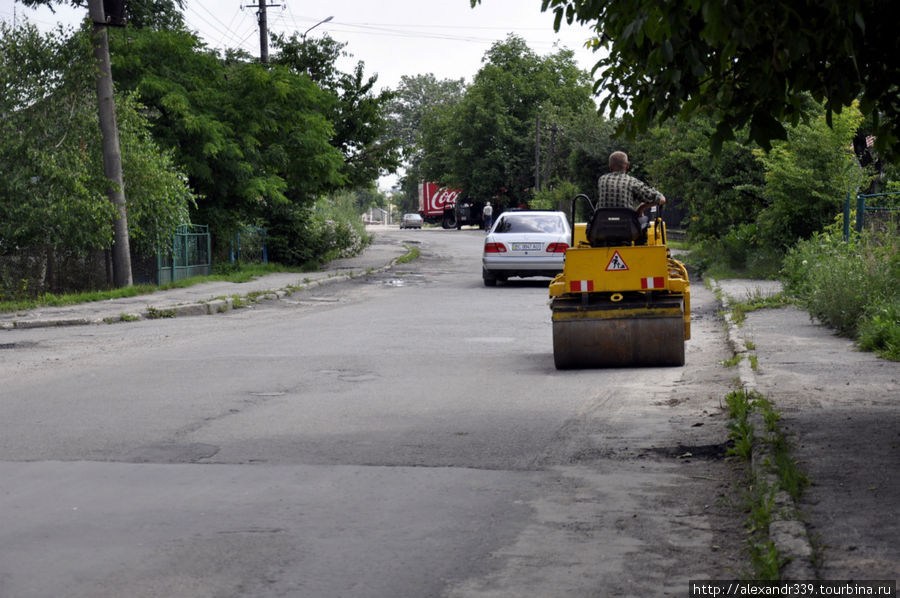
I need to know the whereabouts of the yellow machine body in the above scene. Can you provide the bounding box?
[549,220,691,368]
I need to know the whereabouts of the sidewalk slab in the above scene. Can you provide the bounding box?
[715,279,900,580]
[0,233,408,331]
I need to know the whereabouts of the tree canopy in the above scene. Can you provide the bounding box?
[419,34,593,207]
[475,0,900,159]
[0,22,194,282]
[108,26,347,258]
[386,73,467,212]
[18,0,186,30]
[272,33,401,189]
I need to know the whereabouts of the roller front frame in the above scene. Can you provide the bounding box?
[549,241,691,369]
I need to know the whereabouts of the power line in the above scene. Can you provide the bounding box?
[178,1,592,52]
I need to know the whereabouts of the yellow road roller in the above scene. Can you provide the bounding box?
[549,195,690,368]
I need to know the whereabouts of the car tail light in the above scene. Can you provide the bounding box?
[484,242,507,253]
[545,242,569,253]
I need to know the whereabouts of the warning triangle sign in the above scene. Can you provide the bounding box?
[605,251,629,271]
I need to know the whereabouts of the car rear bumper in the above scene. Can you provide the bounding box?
[483,255,564,274]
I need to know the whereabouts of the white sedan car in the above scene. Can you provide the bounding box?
[482,210,571,286]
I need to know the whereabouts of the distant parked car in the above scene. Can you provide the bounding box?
[482,210,570,286]
[400,213,423,229]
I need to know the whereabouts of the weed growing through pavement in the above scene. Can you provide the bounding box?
[103,313,141,324]
[396,245,420,265]
[722,387,810,579]
[729,292,792,326]
[722,353,743,367]
[725,389,754,460]
[748,537,782,581]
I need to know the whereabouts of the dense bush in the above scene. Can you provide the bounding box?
[782,225,900,359]
[530,181,580,211]
[858,301,900,360]
[266,191,369,268]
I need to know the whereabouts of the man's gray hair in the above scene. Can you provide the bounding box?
[609,151,629,172]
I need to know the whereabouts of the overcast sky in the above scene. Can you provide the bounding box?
[0,0,601,92]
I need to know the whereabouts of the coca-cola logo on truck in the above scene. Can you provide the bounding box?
[419,182,461,215]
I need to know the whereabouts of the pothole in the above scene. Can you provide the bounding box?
[366,273,429,287]
[0,341,39,350]
[644,442,732,461]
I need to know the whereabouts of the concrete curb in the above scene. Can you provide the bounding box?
[1,250,405,331]
[714,280,816,579]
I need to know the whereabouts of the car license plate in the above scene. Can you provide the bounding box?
[511,242,542,251]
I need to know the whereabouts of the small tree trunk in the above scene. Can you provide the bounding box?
[87,0,132,288]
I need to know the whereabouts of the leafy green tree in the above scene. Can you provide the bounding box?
[421,34,593,207]
[0,24,113,256]
[115,93,195,255]
[755,102,869,248]
[271,33,401,189]
[386,73,467,213]
[495,0,900,159]
[388,74,467,164]
[19,0,145,286]
[122,0,185,30]
[642,116,766,240]
[0,22,194,291]
[549,103,618,197]
[108,26,347,262]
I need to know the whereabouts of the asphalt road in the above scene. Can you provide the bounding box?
[0,228,747,597]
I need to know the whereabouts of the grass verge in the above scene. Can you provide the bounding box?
[0,263,306,314]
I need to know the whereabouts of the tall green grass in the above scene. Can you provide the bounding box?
[782,226,899,360]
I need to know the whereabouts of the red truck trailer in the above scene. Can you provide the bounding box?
[418,182,460,228]
[418,182,486,229]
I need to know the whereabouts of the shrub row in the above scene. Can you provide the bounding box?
[781,225,900,360]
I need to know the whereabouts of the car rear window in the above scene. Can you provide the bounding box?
[494,214,565,234]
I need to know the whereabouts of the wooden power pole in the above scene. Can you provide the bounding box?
[245,0,282,63]
[87,0,132,287]
[535,114,541,192]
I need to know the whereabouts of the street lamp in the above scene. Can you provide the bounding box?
[303,15,333,39]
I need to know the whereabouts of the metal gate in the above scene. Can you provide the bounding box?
[157,224,211,284]
[844,192,900,240]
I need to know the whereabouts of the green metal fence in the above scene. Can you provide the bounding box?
[843,191,900,240]
[230,226,268,264]
[157,224,211,284]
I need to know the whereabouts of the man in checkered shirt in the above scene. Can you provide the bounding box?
[597,151,666,215]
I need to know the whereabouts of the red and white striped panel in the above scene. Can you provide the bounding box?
[570,280,594,292]
[641,276,665,289]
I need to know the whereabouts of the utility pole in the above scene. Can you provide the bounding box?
[544,123,558,187]
[87,0,132,287]
[535,114,541,192]
[244,0,282,63]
